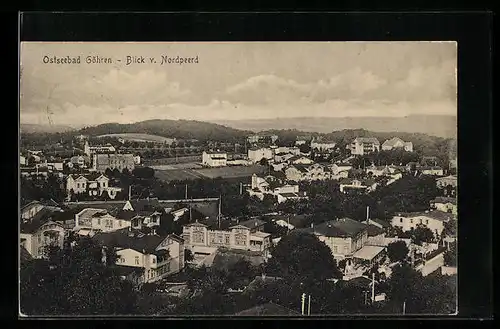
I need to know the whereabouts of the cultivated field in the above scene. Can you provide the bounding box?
[97,133,175,143]
[193,165,267,179]
[154,164,267,182]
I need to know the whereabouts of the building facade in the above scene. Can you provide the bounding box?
[350,138,380,156]
[93,153,135,173]
[20,220,66,259]
[381,137,414,152]
[202,151,228,167]
[248,148,274,163]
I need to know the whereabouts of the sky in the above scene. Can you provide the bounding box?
[20,42,457,126]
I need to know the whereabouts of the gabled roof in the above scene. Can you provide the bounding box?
[228,224,252,230]
[20,208,57,234]
[382,137,405,147]
[92,228,165,254]
[238,218,266,229]
[366,224,385,237]
[167,233,184,243]
[127,198,161,212]
[354,137,380,144]
[369,218,391,228]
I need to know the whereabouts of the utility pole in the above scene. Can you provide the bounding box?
[218,194,222,229]
[403,300,406,315]
[301,293,306,315]
[185,184,188,200]
[239,182,243,195]
[128,185,131,201]
[308,294,311,315]
[371,272,375,303]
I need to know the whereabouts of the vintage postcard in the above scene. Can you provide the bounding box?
[19,41,458,317]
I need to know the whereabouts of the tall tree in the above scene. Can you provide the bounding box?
[386,241,410,263]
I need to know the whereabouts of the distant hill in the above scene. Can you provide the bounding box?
[96,133,176,143]
[78,119,251,142]
[214,115,457,139]
[20,124,76,134]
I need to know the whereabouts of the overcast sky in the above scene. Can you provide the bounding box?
[20,42,457,126]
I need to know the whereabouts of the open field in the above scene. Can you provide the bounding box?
[193,165,267,179]
[97,133,175,143]
[154,169,206,181]
[150,163,203,170]
[154,164,267,182]
[144,156,202,166]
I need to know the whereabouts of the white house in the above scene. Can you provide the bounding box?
[20,154,27,166]
[21,201,46,221]
[311,139,337,151]
[274,146,300,156]
[350,137,380,155]
[66,173,122,200]
[436,175,458,189]
[202,151,228,167]
[133,155,141,165]
[390,210,454,237]
[381,137,414,152]
[84,141,116,157]
[420,166,444,176]
[339,179,378,193]
[75,208,131,233]
[288,156,314,165]
[93,229,185,284]
[430,197,457,216]
[20,219,65,259]
[248,147,274,163]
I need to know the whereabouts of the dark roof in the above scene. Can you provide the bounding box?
[200,218,232,230]
[113,210,140,221]
[20,208,57,234]
[354,137,380,144]
[302,218,368,238]
[64,201,127,211]
[167,233,184,243]
[68,173,108,181]
[128,198,161,211]
[50,208,85,222]
[238,218,266,229]
[92,228,165,254]
[366,224,385,237]
[235,302,300,316]
[369,218,391,228]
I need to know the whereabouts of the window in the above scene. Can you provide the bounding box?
[77,183,80,188]
[152,258,156,264]
[135,256,140,265]
[410,219,413,224]
[426,219,429,225]
[400,218,403,223]
[333,246,338,253]
[97,218,101,225]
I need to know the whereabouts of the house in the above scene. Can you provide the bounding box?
[123,198,162,212]
[274,146,301,156]
[247,135,278,145]
[366,164,392,177]
[311,139,337,151]
[202,151,228,167]
[92,229,185,284]
[182,221,272,256]
[390,210,454,237]
[350,138,380,155]
[436,175,458,189]
[45,162,64,171]
[70,155,88,168]
[276,191,308,204]
[248,147,273,163]
[284,164,330,182]
[20,211,66,259]
[274,153,295,164]
[93,153,135,173]
[365,224,386,246]
[367,218,392,231]
[300,218,369,261]
[20,154,27,166]
[271,214,313,230]
[133,155,141,165]
[114,209,163,230]
[420,166,444,176]
[330,163,353,175]
[74,208,132,233]
[238,218,266,233]
[84,141,116,156]
[339,178,377,194]
[430,197,457,215]
[21,201,46,221]
[381,137,413,152]
[352,245,386,266]
[66,173,122,199]
[271,162,288,171]
[287,155,314,165]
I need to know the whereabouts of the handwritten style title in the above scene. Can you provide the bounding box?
[41,55,200,66]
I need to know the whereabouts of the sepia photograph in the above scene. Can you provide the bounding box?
[19,41,458,317]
